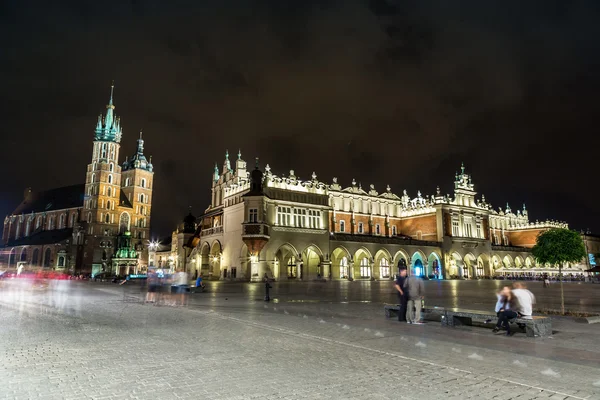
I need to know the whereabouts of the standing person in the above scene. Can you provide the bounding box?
[146,268,158,303]
[264,273,272,302]
[394,266,408,322]
[405,272,425,324]
[173,269,190,306]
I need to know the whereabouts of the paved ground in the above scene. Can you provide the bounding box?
[1,279,599,400]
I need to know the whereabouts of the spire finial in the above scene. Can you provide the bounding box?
[109,80,115,106]
[238,149,241,160]
[255,157,259,169]
[225,149,229,160]
[139,130,143,139]
[461,162,465,174]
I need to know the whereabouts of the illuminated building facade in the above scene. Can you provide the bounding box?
[186,151,585,281]
[1,85,154,275]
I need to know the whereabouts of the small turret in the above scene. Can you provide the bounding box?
[213,163,220,182]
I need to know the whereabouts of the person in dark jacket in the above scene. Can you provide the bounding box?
[394,266,408,322]
[264,273,272,301]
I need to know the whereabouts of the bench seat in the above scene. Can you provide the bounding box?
[383,304,552,337]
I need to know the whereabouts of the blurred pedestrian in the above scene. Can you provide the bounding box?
[394,265,408,322]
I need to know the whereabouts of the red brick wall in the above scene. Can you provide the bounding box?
[507,228,547,248]
[482,218,489,240]
[390,217,401,236]
[334,213,350,233]
[354,215,369,234]
[400,214,437,240]
[372,216,386,235]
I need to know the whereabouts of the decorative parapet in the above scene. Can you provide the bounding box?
[200,225,223,237]
[242,223,270,238]
[223,180,250,198]
[506,220,568,231]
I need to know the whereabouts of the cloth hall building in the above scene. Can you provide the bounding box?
[186,151,576,281]
[1,85,154,276]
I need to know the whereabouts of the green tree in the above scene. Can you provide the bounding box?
[532,228,586,314]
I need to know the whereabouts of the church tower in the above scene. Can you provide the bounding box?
[121,132,154,243]
[82,83,125,273]
[84,83,123,234]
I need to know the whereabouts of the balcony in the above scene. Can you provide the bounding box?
[242,223,270,239]
[201,225,223,237]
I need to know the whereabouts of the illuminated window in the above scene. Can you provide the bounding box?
[108,174,113,184]
[293,208,306,227]
[360,258,371,278]
[339,257,349,278]
[276,206,292,226]
[476,223,481,238]
[309,210,321,229]
[125,178,130,187]
[141,178,147,188]
[358,222,364,234]
[452,220,459,236]
[375,224,381,235]
[380,258,390,278]
[340,220,345,233]
[392,226,397,236]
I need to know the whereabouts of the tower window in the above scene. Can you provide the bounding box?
[141,178,147,188]
[107,187,112,197]
[139,194,145,203]
[101,143,107,158]
[106,201,111,210]
[125,178,130,187]
[105,214,110,223]
[108,174,113,184]
[109,163,114,172]
[91,174,95,183]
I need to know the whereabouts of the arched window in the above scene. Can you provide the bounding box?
[101,143,107,158]
[360,258,371,278]
[375,224,380,235]
[119,213,130,233]
[140,206,145,215]
[340,220,345,233]
[32,249,39,265]
[25,220,31,236]
[105,214,110,223]
[108,174,113,184]
[91,174,95,183]
[358,222,364,234]
[58,256,65,267]
[139,194,145,203]
[20,248,27,262]
[59,214,65,229]
[87,212,92,222]
[92,162,97,171]
[43,248,52,268]
[47,216,55,230]
[392,226,397,236]
[106,201,111,210]
[339,257,349,279]
[380,258,390,279]
[35,216,42,229]
[125,177,130,187]
[15,222,20,238]
[69,213,75,227]
[107,187,112,197]
[109,163,114,172]
[141,178,146,188]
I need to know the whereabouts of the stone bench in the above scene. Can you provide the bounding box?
[442,308,552,338]
[383,304,446,319]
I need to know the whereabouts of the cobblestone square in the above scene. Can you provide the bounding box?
[1,280,599,400]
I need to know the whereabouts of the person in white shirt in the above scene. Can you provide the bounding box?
[511,282,536,319]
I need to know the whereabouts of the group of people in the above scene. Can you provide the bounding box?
[145,268,193,306]
[394,265,426,324]
[493,282,536,336]
[393,263,537,336]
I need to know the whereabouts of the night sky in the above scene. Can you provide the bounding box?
[1,1,599,237]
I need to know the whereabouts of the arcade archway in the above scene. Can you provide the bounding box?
[275,243,300,280]
[331,247,351,280]
[301,245,323,280]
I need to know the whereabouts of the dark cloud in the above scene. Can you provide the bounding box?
[0,0,598,235]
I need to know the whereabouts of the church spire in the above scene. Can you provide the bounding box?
[214,163,220,182]
[137,130,144,154]
[95,81,122,143]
